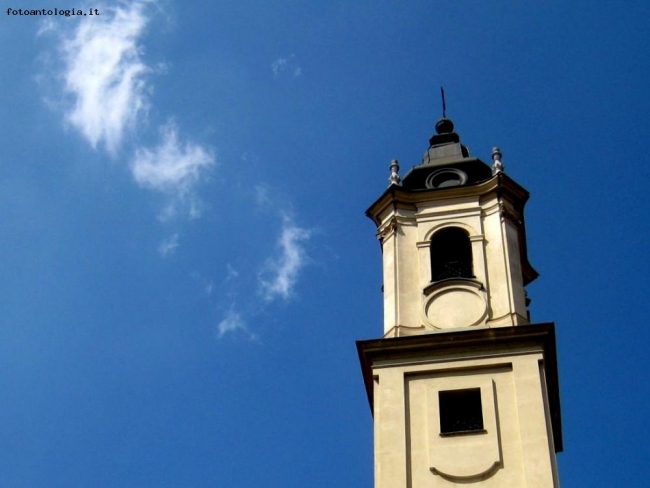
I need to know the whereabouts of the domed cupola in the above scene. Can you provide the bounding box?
[366,103,539,337]
[400,116,493,191]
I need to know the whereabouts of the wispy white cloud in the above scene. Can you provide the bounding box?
[216,309,257,341]
[57,1,151,154]
[258,214,311,302]
[225,264,239,282]
[158,233,179,257]
[254,184,271,207]
[271,55,302,78]
[271,57,287,76]
[190,272,215,296]
[43,2,214,226]
[131,121,214,219]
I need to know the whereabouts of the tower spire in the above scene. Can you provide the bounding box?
[434,87,454,135]
[441,86,447,118]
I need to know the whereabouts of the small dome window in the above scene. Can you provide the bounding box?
[425,168,468,189]
[430,227,473,281]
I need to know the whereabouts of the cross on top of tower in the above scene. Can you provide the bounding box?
[434,86,455,134]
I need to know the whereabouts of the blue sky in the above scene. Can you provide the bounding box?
[1,1,649,486]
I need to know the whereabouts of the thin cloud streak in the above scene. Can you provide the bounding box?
[259,215,311,302]
[271,55,302,78]
[158,233,179,257]
[59,1,150,153]
[216,309,257,341]
[131,121,214,219]
[271,57,287,76]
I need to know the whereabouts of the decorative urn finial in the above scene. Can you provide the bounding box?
[492,147,504,175]
[389,159,401,186]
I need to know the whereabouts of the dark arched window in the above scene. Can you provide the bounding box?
[430,227,473,281]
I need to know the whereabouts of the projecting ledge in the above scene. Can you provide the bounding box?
[356,322,562,452]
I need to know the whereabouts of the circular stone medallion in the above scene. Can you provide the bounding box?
[424,285,487,329]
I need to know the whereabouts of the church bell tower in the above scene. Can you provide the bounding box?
[357,109,562,487]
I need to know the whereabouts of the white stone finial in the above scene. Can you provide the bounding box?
[492,147,504,175]
[389,159,401,186]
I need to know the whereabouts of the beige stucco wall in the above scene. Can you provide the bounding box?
[365,175,558,487]
[371,347,559,488]
[375,181,530,337]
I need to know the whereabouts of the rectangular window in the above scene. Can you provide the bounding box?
[439,388,484,435]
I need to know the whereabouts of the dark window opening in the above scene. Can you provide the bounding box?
[439,388,484,435]
[430,227,473,281]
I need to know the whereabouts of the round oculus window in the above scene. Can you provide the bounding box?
[425,169,468,189]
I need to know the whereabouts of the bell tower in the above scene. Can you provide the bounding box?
[357,109,562,487]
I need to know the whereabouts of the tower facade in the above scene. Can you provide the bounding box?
[358,116,562,487]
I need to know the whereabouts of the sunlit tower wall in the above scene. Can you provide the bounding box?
[357,113,562,488]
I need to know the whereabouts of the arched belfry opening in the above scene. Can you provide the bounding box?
[430,227,473,281]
